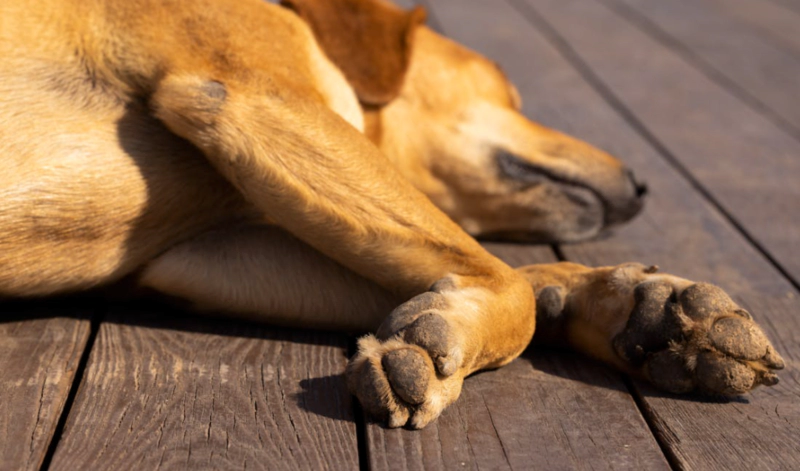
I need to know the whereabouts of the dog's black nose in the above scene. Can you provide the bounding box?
[627,169,648,198]
[605,169,647,226]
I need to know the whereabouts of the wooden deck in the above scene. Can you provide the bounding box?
[2,0,799,469]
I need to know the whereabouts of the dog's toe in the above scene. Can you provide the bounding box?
[346,334,462,428]
[382,348,431,405]
[376,290,462,377]
[614,281,784,396]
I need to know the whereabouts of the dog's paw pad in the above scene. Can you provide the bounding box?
[382,348,430,405]
[346,335,461,429]
[694,351,757,395]
[612,281,686,365]
[376,291,461,377]
[347,280,477,428]
[402,313,460,376]
[613,281,784,396]
[708,316,775,362]
[644,350,695,393]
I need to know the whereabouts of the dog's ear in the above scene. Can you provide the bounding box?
[281,0,426,106]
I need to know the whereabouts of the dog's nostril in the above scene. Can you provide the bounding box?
[626,169,648,198]
[635,181,648,198]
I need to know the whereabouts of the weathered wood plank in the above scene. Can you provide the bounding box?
[367,242,670,470]
[518,0,800,289]
[368,350,670,471]
[626,300,800,470]
[608,0,800,135]
[436,0,800,468]
[0,308,90,471]
[50,309,358,471]
[768,0,800,15]
[703,0,800,55]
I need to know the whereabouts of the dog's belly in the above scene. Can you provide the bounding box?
[0,73,248,296]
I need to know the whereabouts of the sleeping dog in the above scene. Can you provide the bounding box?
[0,0,783,428]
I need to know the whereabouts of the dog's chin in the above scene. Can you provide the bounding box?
[477,222,603,244]
[474,207,606,244]
[505,184,606,244]
[497,177,607,244]
[453,182,607,244]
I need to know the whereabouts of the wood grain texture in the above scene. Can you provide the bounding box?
[609,0,800,135]
[367,242,670,470]
[520,0,800,289]
[432,0,800,468]
[368,350,669,471]
[703,0,800,56]
[767,0,800,16]
[49,309,358,471]
[0,309,90,471]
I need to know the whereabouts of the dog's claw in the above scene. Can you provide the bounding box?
[613,281,784,396]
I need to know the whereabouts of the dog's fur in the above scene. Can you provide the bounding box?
[0,0,783,428]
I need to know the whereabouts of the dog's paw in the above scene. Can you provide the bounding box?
[346,289,466,428]
[346,336,463,429]
[612,280,785,395]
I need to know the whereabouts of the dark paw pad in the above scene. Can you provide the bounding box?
[612,281,686,366]
[401,313,457,376]
[382,349,431,405]
[376,290,459,377]
[645,350,694,394]
[376,292,447,340]
[614,281,784,396]
[534,286,567,340]
[679,283,737,321]
[709,316,772,361]
[695,351,756,395]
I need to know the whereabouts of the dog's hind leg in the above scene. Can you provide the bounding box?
[0,63,246,297]
[138,224,401,332]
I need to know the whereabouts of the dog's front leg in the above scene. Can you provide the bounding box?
[150,74,535,428]
[522,262,784,396]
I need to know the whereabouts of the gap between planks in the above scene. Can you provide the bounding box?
[505,0,800,293]
[47,309,360,471]
[0,303,94,471]
[598,0,800,149]
[423,0,799,469]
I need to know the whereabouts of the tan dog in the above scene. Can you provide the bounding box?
[0,0,784,428]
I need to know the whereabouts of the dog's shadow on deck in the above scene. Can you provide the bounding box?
[292,343,750,427]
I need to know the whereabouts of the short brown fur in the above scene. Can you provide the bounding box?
[0,0,782,428]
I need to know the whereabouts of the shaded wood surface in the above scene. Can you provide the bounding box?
[0,310,90,471]
[421,0,800,468]
[609,0,800,136]
[49,309,358,471]
[3,1,799,470]
[367,244,669,471]
[368,350,669,471]
[767,0,800,18]
[700,0,800,57]
[522,0,800,289]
